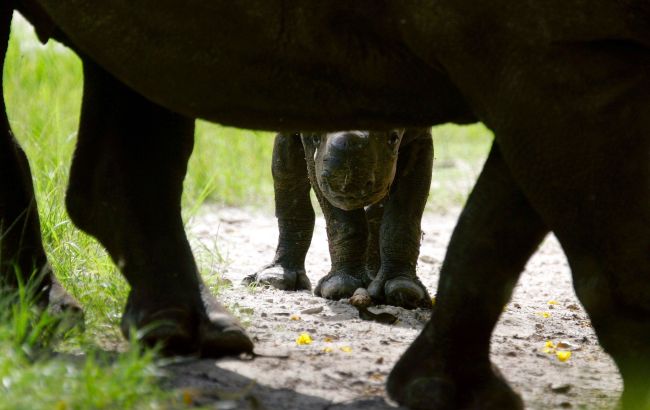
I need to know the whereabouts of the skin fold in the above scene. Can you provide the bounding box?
[3,1,649,408]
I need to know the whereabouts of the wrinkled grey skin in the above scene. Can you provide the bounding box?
[2,1,649,409]
[313,130,402,211]
[245,129,433,309]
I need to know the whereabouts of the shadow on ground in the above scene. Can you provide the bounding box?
[163,358,406,409]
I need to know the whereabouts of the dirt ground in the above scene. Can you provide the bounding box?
[164,206,623,410]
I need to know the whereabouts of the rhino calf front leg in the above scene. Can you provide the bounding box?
[243,132,314,291]
[312,202,369,300]
[367,129,433,309]
[301,134,369,300]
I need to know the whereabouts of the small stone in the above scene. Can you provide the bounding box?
[556,341,579,351]
[376,357,384,364]
[350,288,373,308]
[273,312,291,316]
[549,383,572,394]
[559,402,572,408]
[419,255,436,264]
[301,306,324,315]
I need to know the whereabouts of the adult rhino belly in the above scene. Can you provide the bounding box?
[36,0,450,130]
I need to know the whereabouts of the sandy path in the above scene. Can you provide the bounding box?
[164,206,622,410]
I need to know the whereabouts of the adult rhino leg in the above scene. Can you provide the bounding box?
[561,181,650,409]
[0,2,80,315]
[302,136,367,300]
[388,143,548,410]
[367,131,433,309]
[65,59,252,357]
[502,114,650,409]
[243,132,314,291]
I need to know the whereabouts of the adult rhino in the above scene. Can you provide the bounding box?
[2,1,649,409]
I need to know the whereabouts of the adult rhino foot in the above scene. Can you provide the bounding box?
[314,270,365,300]
[368,274,432,309]
[242,264,311,291]
[121,285,253,357]
[388,323,522,410]
[389,371,523,410]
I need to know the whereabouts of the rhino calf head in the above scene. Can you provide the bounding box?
[307,129,405,211]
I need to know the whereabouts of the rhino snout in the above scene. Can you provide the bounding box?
[313,130,394,210]
[317,167,384,210]
[319,169,375,194]
[329,131,368,151]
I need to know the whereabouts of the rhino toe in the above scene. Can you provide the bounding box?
[314,272,364,300]
[369,275,432,309]
[243,264,311,291]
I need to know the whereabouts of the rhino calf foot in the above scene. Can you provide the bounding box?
[242,264,311,291]
[314,270,365,300]
[121,286,253,357]
[368,275,433,309]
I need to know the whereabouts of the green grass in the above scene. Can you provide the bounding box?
[0,274,169,410]
[429,123,493,211]
[2,14,492,409]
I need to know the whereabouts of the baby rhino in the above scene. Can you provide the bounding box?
[244,128,433,309]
